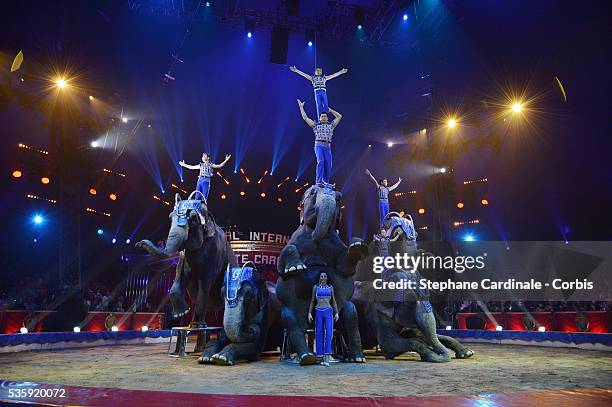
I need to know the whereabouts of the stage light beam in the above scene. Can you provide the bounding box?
[447,118,457,128]
[512,102,523,113]
[33,215,44,225]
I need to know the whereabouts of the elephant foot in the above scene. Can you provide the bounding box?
[455,348,474,359]
[383,352,401,360]
[298,352,317,365]
[198,355,214,364]
[421,352,451,363]
[281,263,307,277]
[345,352,366,363]
[348,238,368,260]
[212,353,236,366]
[169,292,190,319]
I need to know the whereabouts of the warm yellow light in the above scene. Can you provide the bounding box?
[481,198,489,205]
[240,191,245,196]
[55,78,67,89]
[41,177,50,184]
[260,192,266,198]
[221,194,226,200]
[457,202,464,209]
[109,193,117,201]
[89,95,94,100]
[512,102,522,113]
[447,118,457,128]
[12,170,22,178]
[277,197,283,203]
[418,208,425,214]
[89,188,97,195]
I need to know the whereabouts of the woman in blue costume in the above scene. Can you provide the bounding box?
[308,272,339,366]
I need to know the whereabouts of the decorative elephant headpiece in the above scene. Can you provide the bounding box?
[223,262,264,308]
[299,185,343,242]
[171,192,216,250]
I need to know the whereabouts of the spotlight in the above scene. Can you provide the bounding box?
[463,234,475,242]
[244,20,255,38]
[418,208,425,214]
[20,327,28,334]
[112,238,117,244]
[12,170,22,178]
[403,14,408,21]
[357,24,363,30]
[240,191,246,196]
[221,194,226,200]
[33,215,44,224]
[55,78,67,89]
[439,167,447,173]
[41,177,50,184]
[33,238,37,243]
[512,102,522,113]
[125,238,131,244]
[368,144,372,148]
[447,118,457,128]
[205,1,210,6]
[277,197,283,203]
[111,326,119,332]
[354,8,365,30]
[109,193,117,201]
[89,188,97,195]
[457,202,464,209]
[260,192,266,198]
[89,95,94,101]
[97,229,104,236]
[147,124,152,128]
[141,325,149,332]
[91,141,99,148]
[308,41,313,47]
[538,326,545,332]
[445,325,452,330]
[387,142,393,148]
[495,325,503,331]
[481,198,489,205]
[73,327,81,333]
[121,117,128,123]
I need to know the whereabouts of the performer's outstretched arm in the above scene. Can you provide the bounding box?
[211,154,232,169]
[289,66,313,81]
[328,107,342,128]
[389,178,403,191]
[365,169,379,186]
[326,68,348,81]
[179,160,200,170]
[297,99,315,127]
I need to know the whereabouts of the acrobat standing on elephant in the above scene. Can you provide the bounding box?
[136,192,237,327]
[276,184,368,365]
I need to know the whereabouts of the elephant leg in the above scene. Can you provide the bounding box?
[190,278,208,327]
[199,331,230,364]
[169,253,190,318]
[278,244,307,277]
[437,334,474,359]
[212,342,260,366]
[340,301,365,363]
[281,306,315,365]
[374,313,448,362]
[414,301,451,362]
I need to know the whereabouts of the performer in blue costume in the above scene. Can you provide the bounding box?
[179,152,231,201]
[365,169,402,225]
[308,272,339,366]
[290,66,348,118]
[298,99,342,186]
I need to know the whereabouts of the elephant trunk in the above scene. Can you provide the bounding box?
[415,301,451,360]
[136,227,186,258]
[223,287,260,343]
[312,192,336,243]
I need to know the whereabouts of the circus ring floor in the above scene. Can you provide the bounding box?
[1,342,611,406]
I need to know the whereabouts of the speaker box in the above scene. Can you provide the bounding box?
[270,27,289,65]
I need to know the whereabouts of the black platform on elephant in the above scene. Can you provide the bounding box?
[167,326,223,358]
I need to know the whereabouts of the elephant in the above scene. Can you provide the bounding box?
[353,212,474,362]
[136,193,237,326]
[198,264,280,365]
[276,185,369,365]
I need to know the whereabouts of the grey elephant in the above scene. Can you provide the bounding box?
[198,264,280,365]
[353,212,474,362]
[276,185,369,365]
[136,193,237,326]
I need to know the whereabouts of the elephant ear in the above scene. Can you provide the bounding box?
[204,212,217,238]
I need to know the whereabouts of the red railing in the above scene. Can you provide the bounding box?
[455,311,611,333]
